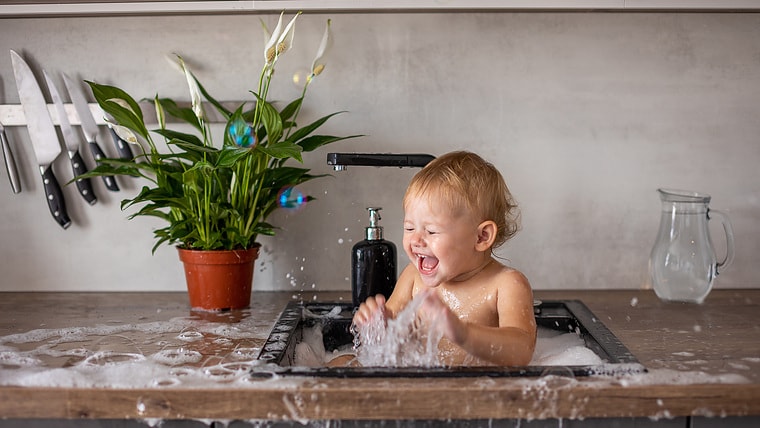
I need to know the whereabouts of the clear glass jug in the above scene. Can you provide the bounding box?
[649,188,734,303]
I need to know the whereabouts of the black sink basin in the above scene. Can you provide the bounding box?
[255,300,645,378]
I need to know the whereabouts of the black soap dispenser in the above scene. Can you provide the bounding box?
[352,207,397,307]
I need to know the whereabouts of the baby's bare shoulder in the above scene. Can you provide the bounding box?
[492,263,530,287]
[488,265,532,304]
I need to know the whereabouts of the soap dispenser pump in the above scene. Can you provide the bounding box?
[352,207,397,307]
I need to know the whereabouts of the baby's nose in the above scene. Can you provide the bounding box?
[410,231,425,247]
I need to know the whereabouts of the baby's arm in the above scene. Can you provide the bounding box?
[422,271,537,366]
[352,263,416,325]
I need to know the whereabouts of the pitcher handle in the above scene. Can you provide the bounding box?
[708,209,735,274]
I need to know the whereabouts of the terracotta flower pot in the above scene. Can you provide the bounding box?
[177,245,260,311]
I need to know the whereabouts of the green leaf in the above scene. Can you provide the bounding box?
[195,75,231,119]
[156,98,202,132]
[217,146,251,168]
[68,158,147,184]
[259,100,283,146]
[257,140,303,162]
[254,222,277,237]
[153,129,204,147]
[297,134,363,152]
[169,139,218,155]
[279,98,302,122]
[287,111,345,143]
[86,82,149,139]
[86,81,144,123]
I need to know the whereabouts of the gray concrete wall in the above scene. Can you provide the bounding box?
[0,12,758,293]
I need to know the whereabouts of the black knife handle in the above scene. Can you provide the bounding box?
[40,165,72,229]
[88,141,120,192]
[109,127,134,160]
[70,150,97,205]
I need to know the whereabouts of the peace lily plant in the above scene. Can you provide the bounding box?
[82,13,357,253]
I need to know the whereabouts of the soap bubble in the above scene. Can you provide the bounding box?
[151,377,181,387]
[227,116,256,148]
[231,347,260,360]
[176,330,204,342]
[539,366,576,388]
[277,186,307,211]
[81,351,145,367]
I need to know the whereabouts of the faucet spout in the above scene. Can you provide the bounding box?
[326,153,435,171]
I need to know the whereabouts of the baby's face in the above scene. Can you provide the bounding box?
[402,196,483,288]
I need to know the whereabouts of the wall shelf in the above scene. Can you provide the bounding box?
[0,103,105,127]
[1,0,759,17]
[0,102,244,126]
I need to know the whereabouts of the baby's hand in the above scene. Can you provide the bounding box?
[419,290,467,345]
[352,294,390,326]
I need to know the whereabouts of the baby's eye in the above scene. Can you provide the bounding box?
[426,229,438,235]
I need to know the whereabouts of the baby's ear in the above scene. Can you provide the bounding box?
[475,220,497,251]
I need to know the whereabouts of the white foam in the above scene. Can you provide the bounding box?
[151,348,203,366]
[529,329,603,366]
[0,313,307,389]
[607,368,750,386]
[0,351,42,367]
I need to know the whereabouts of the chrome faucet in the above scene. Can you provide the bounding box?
[326,153,435,171]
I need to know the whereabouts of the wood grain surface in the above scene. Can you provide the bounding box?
[1,289,758,420]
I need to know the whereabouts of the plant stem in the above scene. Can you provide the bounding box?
[285,79,311,140]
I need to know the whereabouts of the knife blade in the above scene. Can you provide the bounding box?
[43,70,97,205]
[10,50,71,229]
[61,72,120,192]
[0,120,22,194]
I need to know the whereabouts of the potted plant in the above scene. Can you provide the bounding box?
[80,13,358,310]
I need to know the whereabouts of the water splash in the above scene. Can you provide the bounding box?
[353,293,445,367]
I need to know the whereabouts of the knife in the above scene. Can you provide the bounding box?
[61,72,120,192]
[0,120,22,194]
[43,70,97,205]
[107,121,134,160]
[10,50,71,229]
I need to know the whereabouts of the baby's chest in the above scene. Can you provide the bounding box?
[438,287,499,325]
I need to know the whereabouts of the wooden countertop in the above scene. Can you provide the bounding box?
[1,289,759,421]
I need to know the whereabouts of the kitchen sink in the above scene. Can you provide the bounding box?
[254,300,645,378]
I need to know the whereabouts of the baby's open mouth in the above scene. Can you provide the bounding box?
[417,254,439,275]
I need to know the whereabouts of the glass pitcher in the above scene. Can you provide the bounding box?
[649,188,734,303]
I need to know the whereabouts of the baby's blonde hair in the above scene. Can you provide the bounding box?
[403,151,520,249]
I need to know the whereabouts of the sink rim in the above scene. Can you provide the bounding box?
[255,300,646,378]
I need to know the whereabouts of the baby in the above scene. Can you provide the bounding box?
[353,151,537,366]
